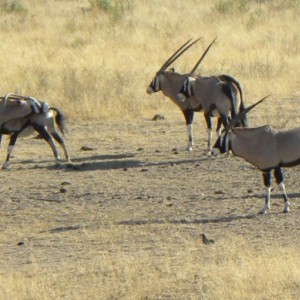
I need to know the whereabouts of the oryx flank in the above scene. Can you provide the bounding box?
[213,96,295,214]
[147,38,246,153]
[176,38,248,152]
[0,94,70,169]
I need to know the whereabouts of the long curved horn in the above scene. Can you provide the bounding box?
[189,36,217,76]
[227,95,270,130]
[159,37,202,71]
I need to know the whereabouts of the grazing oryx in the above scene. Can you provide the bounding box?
[212,96,294,214]
[0,93,71,169]
[147,38,245,153]
[176,39,248,153]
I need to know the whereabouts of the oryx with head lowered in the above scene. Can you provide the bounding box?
[176,38,248,153]
[0,93,71,169]
[147,38,246,154]
[212,96,297,214]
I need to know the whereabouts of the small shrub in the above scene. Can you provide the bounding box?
[89,0,133,21]
[0,0,27,14]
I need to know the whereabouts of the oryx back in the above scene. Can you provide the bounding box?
[230,126,279,170]
[0,99,32,124]
[276,127,300,167]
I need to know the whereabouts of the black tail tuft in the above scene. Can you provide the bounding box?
[50,107,66,135]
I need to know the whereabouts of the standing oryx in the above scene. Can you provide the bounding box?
[176,39,248,152]
[0,93,71,169]
[147,38,246,153]
[212,96,296,214]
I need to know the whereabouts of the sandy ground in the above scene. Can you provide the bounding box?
[0,117,299,273]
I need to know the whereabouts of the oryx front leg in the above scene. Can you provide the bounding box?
[261,171,271,214]
[274,167,290,213]
[184,110,194,152]
[2,133,19,169]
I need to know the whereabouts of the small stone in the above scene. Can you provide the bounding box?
[60,187,67,193]
[17,241,25,246]
[80,145,94,151]
[152,114,165,121]
[215,190,225,195]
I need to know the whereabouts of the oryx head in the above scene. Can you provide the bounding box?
[212,95,270,156]
[176,37,217,102]
[146,38,201,95]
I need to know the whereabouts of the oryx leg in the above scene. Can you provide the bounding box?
[50,132,71,162]
[204,113,213,155]
[47,117,71,161]
[216,117,222,138]
[261,170,272,214]
[2,133,19,169]
[274,167,290,213]
[183,110,194,152]
[33,124,60,164]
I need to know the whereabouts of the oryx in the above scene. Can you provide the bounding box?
[212,96,295,214]
[176,39,248,152]
[147,38,245,153]
[0,94,71,169]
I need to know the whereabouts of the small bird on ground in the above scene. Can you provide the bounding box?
[201,233,215,245]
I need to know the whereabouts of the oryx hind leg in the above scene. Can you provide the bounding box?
[33,124,60,164]
[204,113,213,155]
[46,115,71,162]
[2,133,19,169]
[274,167,290,213]
[216,117,222,138]
[49,131,71,162]
[183,110,194,152]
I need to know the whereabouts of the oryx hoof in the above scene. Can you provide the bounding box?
[206,150,212,156]
[283,207,290,213]
[2,163,9,170]
[186,146,193,152]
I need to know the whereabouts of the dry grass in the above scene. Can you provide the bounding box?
[1,0,300,122]
[1,1,300,299]
[1,225,299,300]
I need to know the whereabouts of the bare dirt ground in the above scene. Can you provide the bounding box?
[0,117,299,296]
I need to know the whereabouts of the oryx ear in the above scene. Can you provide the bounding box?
[168,67,175,72]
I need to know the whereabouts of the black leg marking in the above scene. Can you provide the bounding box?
[33,125,59,161]
[274,167,290,212]
[183,110,194,150]
[2,133,19,169]
[216,118,222,133]
[261,170,272,213]
[51,131,70,161]
[274,167,283,185]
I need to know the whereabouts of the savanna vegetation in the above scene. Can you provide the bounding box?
[0,0,300,299]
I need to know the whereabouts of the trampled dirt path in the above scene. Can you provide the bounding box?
[0,118,299,272]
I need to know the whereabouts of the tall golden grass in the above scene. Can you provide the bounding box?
[1,0,300,122]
